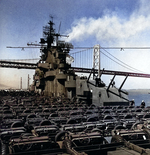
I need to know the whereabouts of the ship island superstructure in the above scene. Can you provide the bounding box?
[32,20,129,106]
[33,20,76,99]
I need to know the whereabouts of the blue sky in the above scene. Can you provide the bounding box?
[1,0,150,89]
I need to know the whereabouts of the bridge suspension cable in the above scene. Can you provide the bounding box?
[74,46,150,50]
[71,46,146,73]
[100,48,145,73]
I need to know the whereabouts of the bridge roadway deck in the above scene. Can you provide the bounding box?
[72,67,150,78]
[0,60,37,69]
[0,60,150,78]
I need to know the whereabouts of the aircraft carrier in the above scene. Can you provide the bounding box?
[1,19,150,155]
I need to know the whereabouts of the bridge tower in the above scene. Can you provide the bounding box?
[93,44,100,78]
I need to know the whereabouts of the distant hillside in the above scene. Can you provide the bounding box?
[127,89,150,95]
[0,83,15,90]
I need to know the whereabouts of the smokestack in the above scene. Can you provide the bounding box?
[20,77,22,90]
[27,74,30,90]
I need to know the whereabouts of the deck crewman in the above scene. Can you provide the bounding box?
[130,99,135,106]
[141,100,145,108]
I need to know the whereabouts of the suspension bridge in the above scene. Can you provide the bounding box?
[1,45,150,78]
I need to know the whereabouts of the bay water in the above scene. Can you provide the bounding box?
[128,89,150,106]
